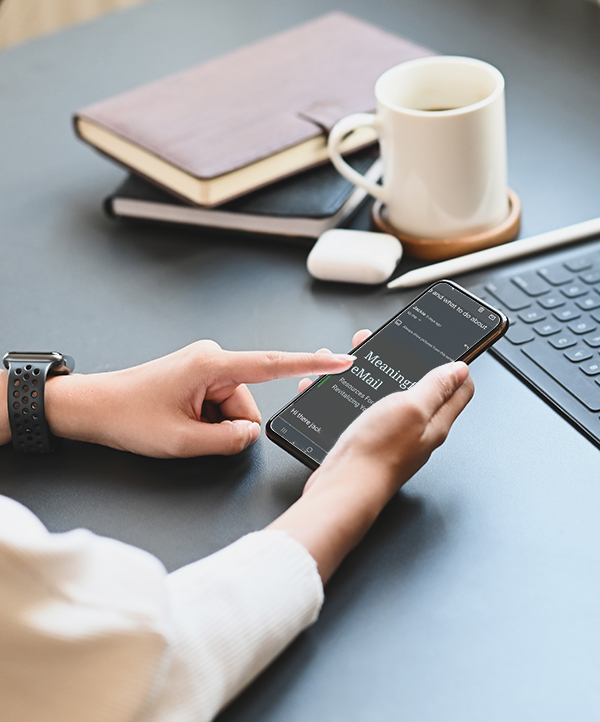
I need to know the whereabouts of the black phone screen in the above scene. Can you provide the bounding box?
[267,281,506,468]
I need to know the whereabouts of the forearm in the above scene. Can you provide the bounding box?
[268,455,395,584]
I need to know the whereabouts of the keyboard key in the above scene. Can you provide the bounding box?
[568,320,597,335]
[538,294,566,309]
[533,321,562,336]
[561,283,589,298]
[518,309,546,323]
[521,342,600,411]
[580,360,600,376]
[591,310,600,324]
[580,270,600,284]
[505,324,535,345]
[583,333,600,348]
[511,272,550,297]
[549,334,577,349]
[576,295,600,311]
[552,306,581,322]
[537,264,573,286]
[485,280,532,311]
[565,257,593,272]
[565,347,593,362]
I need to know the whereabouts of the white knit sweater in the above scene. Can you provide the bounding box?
[0,495,324,722]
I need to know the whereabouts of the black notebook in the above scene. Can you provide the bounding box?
[104,148,381,241]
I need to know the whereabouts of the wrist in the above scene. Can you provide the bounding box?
[45,372,118,446]
[307,455,395,523]
[269,456,392,583]
[316,444,399,509]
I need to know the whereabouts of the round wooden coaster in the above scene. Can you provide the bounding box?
[371,189,522,261]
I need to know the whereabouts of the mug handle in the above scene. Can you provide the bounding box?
[327,113,388,204]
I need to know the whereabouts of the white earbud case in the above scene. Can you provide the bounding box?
[307,229,403,285]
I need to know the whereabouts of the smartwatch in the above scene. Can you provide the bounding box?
[2,351,75,453]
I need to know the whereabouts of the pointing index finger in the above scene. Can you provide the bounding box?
[219,350,356,385]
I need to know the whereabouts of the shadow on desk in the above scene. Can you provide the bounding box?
[218,491,445,722]
[0,440,265,570]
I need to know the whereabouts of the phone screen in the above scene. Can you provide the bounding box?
[267,281,507,468]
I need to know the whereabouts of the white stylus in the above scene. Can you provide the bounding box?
[386,216,600,289]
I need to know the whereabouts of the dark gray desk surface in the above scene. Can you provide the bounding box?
[1,0,600,719]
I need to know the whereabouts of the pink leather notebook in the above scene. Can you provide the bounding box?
[74,12,433,206]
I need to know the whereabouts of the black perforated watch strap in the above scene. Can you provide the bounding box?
[3,352,74,453]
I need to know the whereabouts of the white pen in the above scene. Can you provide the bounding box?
[386,216,600,289]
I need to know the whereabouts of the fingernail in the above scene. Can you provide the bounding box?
[232,419,261,447]
[334,354,356,363]
[249,421,261,442]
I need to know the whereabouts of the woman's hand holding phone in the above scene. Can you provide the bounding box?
[270,355,474,584]
[268,282,505,469]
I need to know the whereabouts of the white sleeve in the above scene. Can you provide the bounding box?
[0,495,324,722]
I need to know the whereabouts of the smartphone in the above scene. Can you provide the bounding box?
[266,280,508,469]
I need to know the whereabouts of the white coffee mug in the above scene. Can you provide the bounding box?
[328,56,509,240]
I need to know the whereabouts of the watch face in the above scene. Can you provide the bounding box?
[3,352,74,373]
